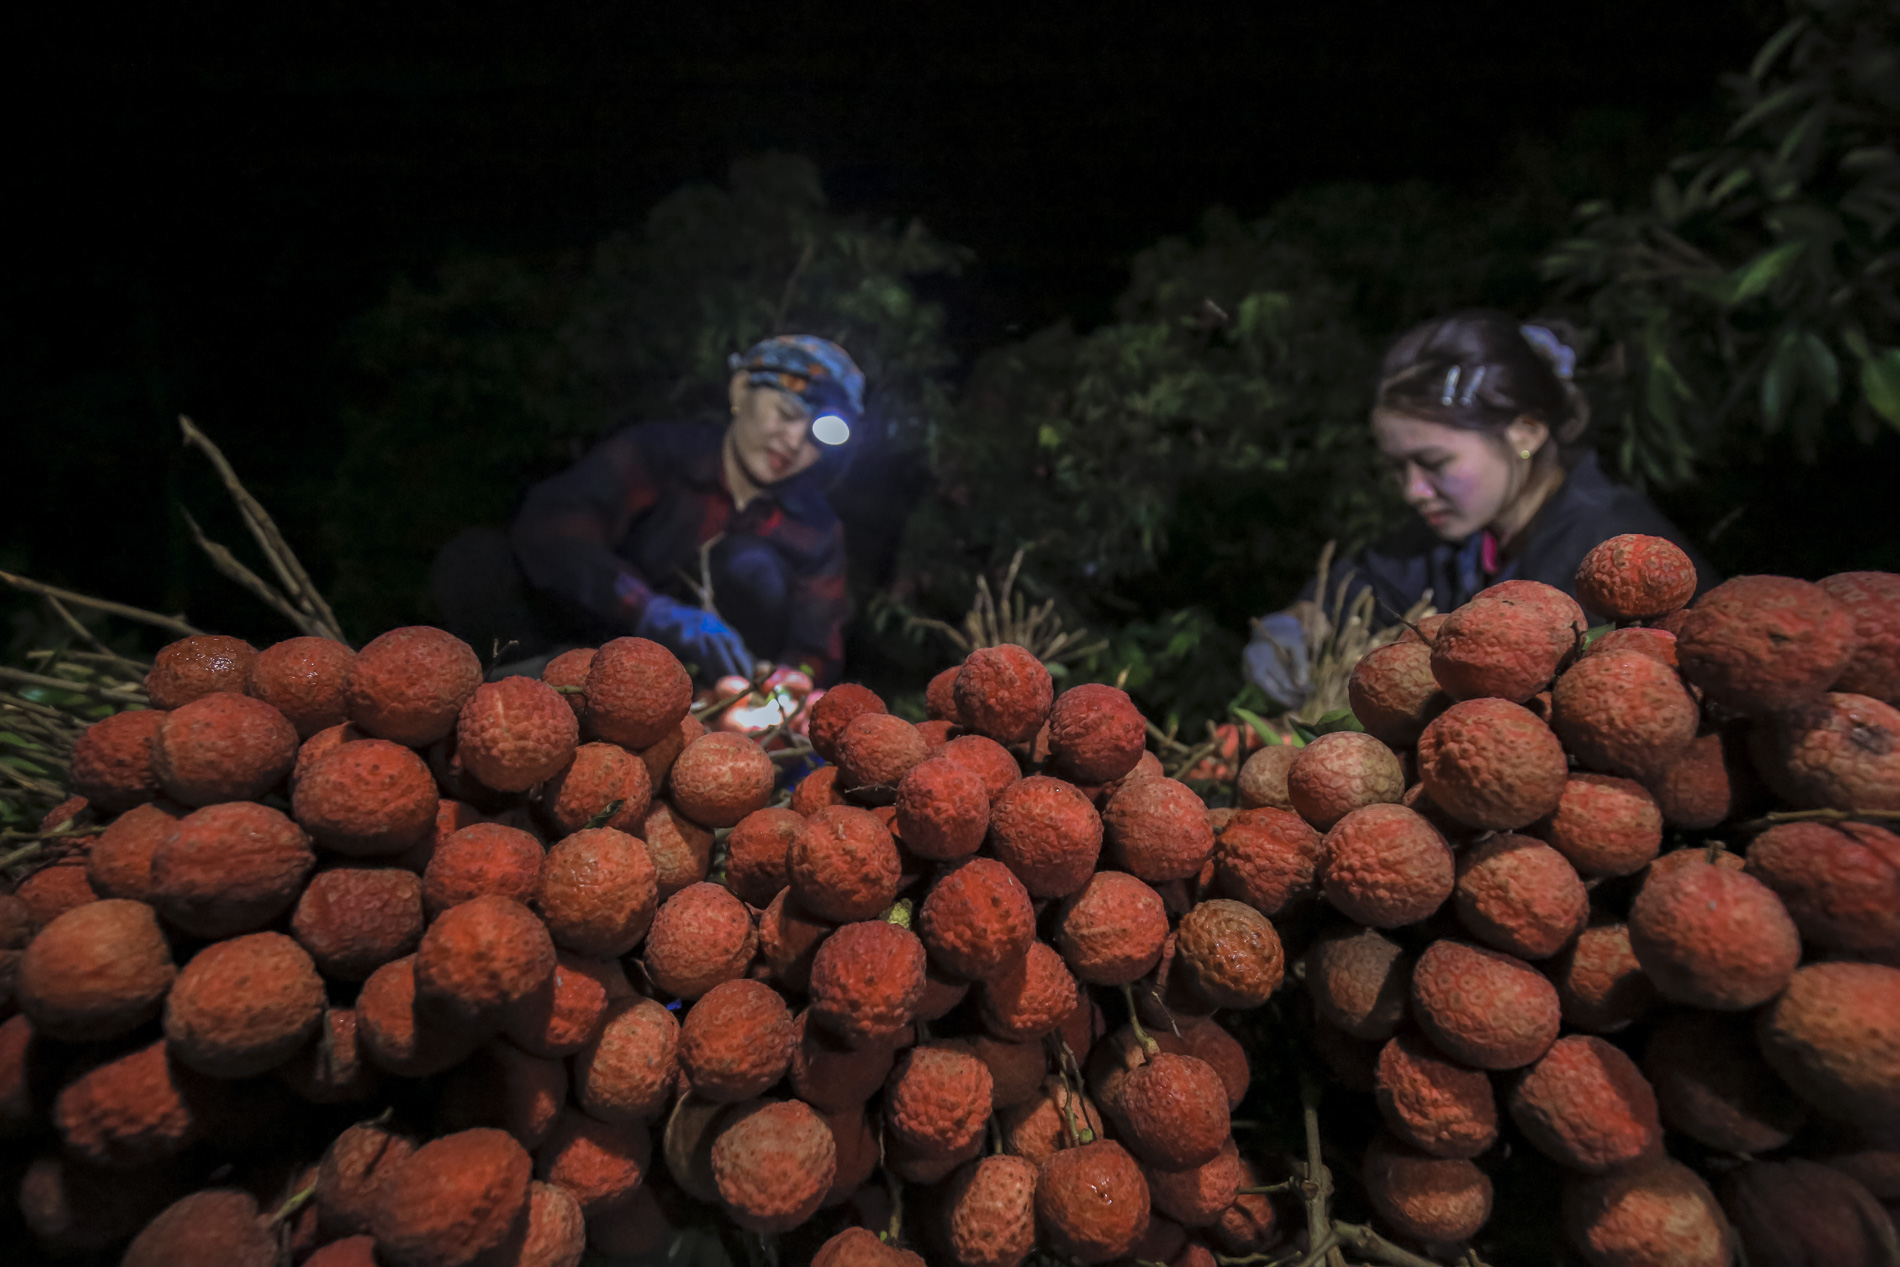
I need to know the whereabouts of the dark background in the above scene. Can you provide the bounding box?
[7,0,1771,638]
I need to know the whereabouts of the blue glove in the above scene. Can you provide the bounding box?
[636,595,754,680]
[1242,610,1312,711]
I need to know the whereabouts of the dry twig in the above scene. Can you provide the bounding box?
[908,549,1107,666]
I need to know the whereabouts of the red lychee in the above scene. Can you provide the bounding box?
[1235,745,1297,811]
[1677,575,1856,714]
[680,979,794,1102]
[1821,570,1900,702]
[584,635,693,749]
[1453,833,1587,960]
[808,682,887,762]
[1745,818,1900,952]
[1532,773,1663,877]
[894,757,990,861]
[534,826,658,957]
[1627,859,1800,1010]
[164,932,325,1077]
[86,800,184,902]
[1307,926,1412,1041]
[67,709,167,813]
[1429,581,1586,703]
[990,775,1103,897]
[1374,1030,1497,1159]
[1046,683,1146,783]
[1055,870,1168,985]
[574,997,679,1124]
[150,800,314,937]
[1286,732,1404,831]
[788,805,903,922]
[18,898,175,1041]
[920,857,1036,981]
[808,920,927,1047]
[836,712,930,792]
[947,1153,1038,1267]
[151,692,298,806]
[1756,961,1900,1130]
[144,635,256,710]
[643,881,756,1000]
[711,1099,837,1233]
[1215,807,1320,915]
[346,626,482,747]
[1104,776,1215,883]
[1035,1139,1150,1264]
[941,733,1024,801]
[1410,939,1560,1070]
[954,645,1054,745]
[122,1188,275,1267]
[1510,1034,1661,1172]
[291,865,424,980]
[980,941,1077,1041]
[671,732,776,827]
[1320,803,1455,928]
[245,636,355,738]
[642,798,715,899]
[1551,919,1658,1034]
[1751,690,1900,811]
[534,1108,651,1218]
[455,676,579,793]
[1574,534,1697,621]
[1363,1131,1492,1244]
[1551,652,1699,780]
[293,738,438,856]
[1120,1052,1229,1170]
[423,822,544,915]
[1562,1159,1732,1267]
[1417,698,1569,829]
[887,1042,994,1159]
[355,955,481,1077]
[414,895,557,1030]
[724,806,801,906]
[1172,899,1283,1009]
[370,1127,532,1267]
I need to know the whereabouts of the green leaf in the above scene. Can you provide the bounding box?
[1860,347,1900,429]
[1231,706,1281,747]
[1653,175,1683,224]
[1312,708,1365,735]
[1760,329,1804,431]
[1749,16,1808,82]
[1728,240,1807,305]
[1036,424,1061,449]
[1728,82,1815,140]
[1799,332,1840,405]
[1708,167,1753,206]
[1579,624,1615,649]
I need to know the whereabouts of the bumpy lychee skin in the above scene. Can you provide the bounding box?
[678,979,794,1103]
[455,676,580,793]
[1375,1031,1497,1159]
[1533,774,1663,877]
[294,738,439,856]
[887,1042,994,1158]
[540,743,651,840]
[1286,732,1405,830]
[942,733,1024,801]
[1756,961,1900,1129]
[1103,776,1214,883]
[245,636,355,738]
[414,895,558,1030]
[894,757,990,861]
[990,775,1103,897]
[1235,744,1298,810]
[165,932,325,1077]
[346,625,483,747]
[370,1127,533,1267]
[504,950,622,1059]
[1510,1035,1662,1173]
[52,1038,202,1167]
[809,920,926,1046]
[1146,1138,1241,1229]
[292,865,424,980]
[1418,698,1569,830]
[1121,1052,1230,1169]
[68,708,168,812]
[924,665,963,723]
[1627,860,1800,1011]
[1046,683,1146,783]
[19,899,175,1040]
[1036,1139,1151,1264]
[1552,652,1700,780]
[788,1009,894,1111]
[278,1005,382,1104]
[1350,640,1451,748]
[1308,926,1412,1041]
[1430,581,1587,703]
[1453,833,1587,960]
[948,1153,1038,1267]
[1643,1009,1807,1154]
[920,857,1036,981]
[711,1099,837,1232]
[1055,870,1168,985]
[1678,575,1856,715]
[1821,570,1900,701]
[1173,899,1283,1009]
[716,808,795,907]
[1363,1131,1493,1245]
[757,888,832,992]
[535,1108,653,1219]
[122,1188,276,1267]
[424,822,544,915]
[1552,920,1658,1034]
[643,881,756,1000]
[151,691,298,805]
[150,800,315,937]
[583,635,693,748]
[1562,1158,1732,1267]
[1003,1078,1106,1167]
[642,799,714,899]
[15,856,96,931]
[981,941,1078,1041]
[541,646,595,717]
[1320,803,1455,928]
[835,712,929,791]
[1751,690,1900,811]
[318,1122,421,1237]
[1411,939,1561,1071]
[355,955,480,1077]
[788,805,903,922]
[1216,807,1320,915]
[1584,626,1680,668]
[1645,729,1749,830]
[954,645,1054,745]
[534,826,658,958]
[1575,535,1698,621]
[670,732,777,827]
[145,634,257,710]
[1746,820,1900,952]
[574,997,679,1124]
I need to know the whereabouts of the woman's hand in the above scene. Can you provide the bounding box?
[636,595,755,680]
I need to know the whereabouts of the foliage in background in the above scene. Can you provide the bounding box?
[1545,0,1900,483]
[327,155,962,637]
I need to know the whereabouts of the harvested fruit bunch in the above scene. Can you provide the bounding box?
[5,541,1897,1267]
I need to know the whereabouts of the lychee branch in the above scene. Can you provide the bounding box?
[0,568,201,638]
[1733,807,1900,831]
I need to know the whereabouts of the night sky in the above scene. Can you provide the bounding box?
[7,0,1768,630]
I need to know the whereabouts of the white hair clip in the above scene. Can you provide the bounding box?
[1521,324,1577,380]
[1460,364,1487,406]
[1440,365,1461,407]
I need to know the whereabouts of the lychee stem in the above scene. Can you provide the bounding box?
[1119,984,1161,1059]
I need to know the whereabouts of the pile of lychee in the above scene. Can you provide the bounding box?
[1260,539,1896,1267]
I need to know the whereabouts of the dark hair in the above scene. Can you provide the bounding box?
[1375,309,1589,446]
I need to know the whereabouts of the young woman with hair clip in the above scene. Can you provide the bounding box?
[1243,310,1716,709]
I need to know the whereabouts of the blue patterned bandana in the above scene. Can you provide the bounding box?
[731,335,866,425]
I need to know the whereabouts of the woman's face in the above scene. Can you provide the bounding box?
[1373,409,1528,542]
[728,374,822,487]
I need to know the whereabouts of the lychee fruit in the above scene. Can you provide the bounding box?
[1551,919,1658,1034]
[1035,1139,1150,1264]
[1453,833,1587,960]
[454,676,579,793]
[1374,1030,1497,1159]
[947,1153,1038,1267]
[534,1108,651,1217]
[887,1042,994,1158]
[1363,1130,1492,1244]
[1756,961,1900,1130]
[354,955,481,1077]
[1720,1158,1897,1267]
[1532,774,1663,877]
[1104,775,1216,882]
[85,801,183,902]
[643,881,756,1000]
[642,799,715,900]
[894,757,990,861]
[1307,926,1411,1041]
[990,775,1103,897]
[1645,729,1750,830]
[1820,570,1900,702]
[435,1038,567,1149]
[51,1038,203,1167]
[941,733,1024,801]
[18,898,175,1041]
[711,1099,836,1232]
[150,801,314,937]
[293,738,438,856]
[671,732,776,827]
[1285,731,1404,830]
[574,997,679,1124]
[789,1009,894,1112]
[1627,858,1800,1010]
[1551,652,1700,779]
[369,1127,532,1267]
[122,1188,276,1267]
[679,979,794,1102]
[787,805,902,922]
[836,712,930,792]
[1751,690,1900,811]
[807,682,887,761]
[245,636,355,738]
[1410,939,1560,1070]
[541,646,594,716]
[164,931,324,1077]
[291,865,424,980]
[723,807,801,907]
[920,857,1036,981]
[414,895,557,1030]
[1046,683,1146,783]
[1509,1034,1661,1172]
[423,822,545,915]
[1320,802,1455,928]
[144,635,256,710]
[67,709,167,813]
[1643,1009,1808,1154]
[980,940,1078,1041]
[1054,870,1168,985]
[503,950,623,1059]
[1417,698,1569,829]
[277,1005,382,1104]
[1574,534,1697,621]
[1745,819,1900,952]
[583,635,693,748]
[954,645,1053,745]
[1215,807,1320,915]
[1677,575,1857,714]
[534,826,657,957]
[1120,1052,1229,1169]
[1562,1158,1732,1267]
[151,692,297,806]
[758,887,833,993]
[1172,899,1283,1009]
[808,920,926,1047]
[1429,580,1586,703]
[1235,745,1297,811]
[1146,1138,1241,1229]
[346,625,483,747]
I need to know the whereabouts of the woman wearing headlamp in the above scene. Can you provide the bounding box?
[435,335,862,684]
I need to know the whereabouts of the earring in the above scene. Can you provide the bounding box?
[1519,448,1533,460]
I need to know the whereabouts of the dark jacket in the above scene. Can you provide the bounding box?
[510,421,849,683]
[1321,452,1718,623]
